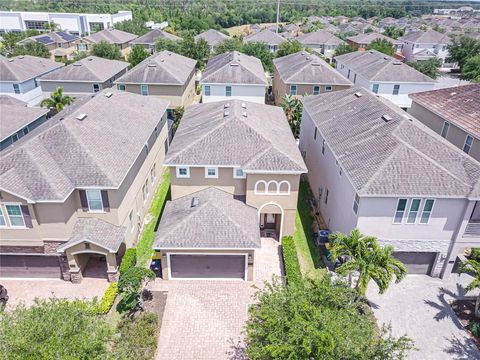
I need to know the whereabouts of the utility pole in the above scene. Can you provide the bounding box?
[276,0,280,34]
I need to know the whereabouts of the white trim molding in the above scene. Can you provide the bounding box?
[254,180,291,195]
[204,166,219,179]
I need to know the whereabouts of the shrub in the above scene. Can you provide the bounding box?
[282,236,302,286]
[118,267,156,293]
[470,248,480,262]
[468,321,480,338]
[120,248,137,276]
[94,282,118,314]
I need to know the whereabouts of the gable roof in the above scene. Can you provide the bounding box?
[153,187,261,249]
[273,51,352,85]
[399,29,452,44]
[347,32,403,46]
[200,51,267,85]
[131,29,181,46]
[334,50,435,83]
[165,99,307,173]
[0,55,63,82]
[114,51,196,85]
[38,56,128,82]
[298,30,345,46]
[410,84,480,139]
[194,29,229,47]
[243,29,286,46]
[18,31,80,46]
[302,87,480,199]
[83,28,138,45]
[0,89,169,202]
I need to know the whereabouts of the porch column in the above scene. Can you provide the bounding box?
[66,251,83,284]
[106,253,119,282]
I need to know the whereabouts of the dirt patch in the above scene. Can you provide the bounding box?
[452,299,480,347]
[142,289,167,328]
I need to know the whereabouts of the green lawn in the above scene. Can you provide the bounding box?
[293,180,326,279]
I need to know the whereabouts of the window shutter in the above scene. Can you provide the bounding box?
[79,190,88,211]
[21,205,33,228]
[101,190,110,212]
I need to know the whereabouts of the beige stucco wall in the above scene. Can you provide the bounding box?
[65,242,117,272]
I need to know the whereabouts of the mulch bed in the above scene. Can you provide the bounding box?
[142,289,167,329]
[451,299,480,347]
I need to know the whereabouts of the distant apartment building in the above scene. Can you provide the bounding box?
[408,84,480,162]
[299,87,480,279]
[399,29,452,66]
[0,10,132,35]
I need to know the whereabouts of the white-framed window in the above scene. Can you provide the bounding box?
[205,167,218,178]
[204,85,211,96]
[176,166,190,178]
[353,193,360,214]
[86,189,104,212]
[225,86,232,97]
[420,199,435,224]
[463,134,474,154]
[13,84,20,94]
[393,198,407,224]
[406,198,421,224]
[372,83,379,94]
[117,84,126,91]
[0,207,5,227]
[141,84,149,96]
[93,83,100,93]
[321,139,325,155]
[325,85,332,92]
[151,164,156,183]
[313,85,320,95]
[290,85,297,96]
[129,210,135,232]
[142,179,149,202]
[254,180,291,195]
[233,167,246,179]
[441,121,450,138]
[393,84,400,95]
[77,43,87,51]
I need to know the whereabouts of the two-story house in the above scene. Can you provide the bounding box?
[114,51,197,119]
[297,30,345,62]
[194,29,229,52]
[76,28,138,58]
[200,51,268,104]
[0,55,63,105]
[153,100,307,280]
[17,31,81,61]
[0,89,170,283]
[131,29,182,53]
[243,29,286,52]
[399,29,452,66]
[38,56,129,96]
[334,50,436,108]
[346,32,404,54]
[299,87,480,278]
[408,84,480,162]
[272,51,352,105]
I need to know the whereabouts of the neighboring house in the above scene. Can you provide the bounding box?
[243,29,286,52]
[154,100,307,281]
[272,51,352,105]
[38,56,129,96]
[17,31,81,61]
[77,28,138,57]
[297,30,345,62]
[0,10,132,35]
[0,95,49,151]
[0,89,170,283]
[299,87,480,279]
[114,51,197,117]
[399,29,452,66]
[194,29,229,51]
[0,55,63,105]
[200,51,268,104]
[346,32,403,53]
[334,50,436,108]
[131,29,182,53]
[408,84,480,161]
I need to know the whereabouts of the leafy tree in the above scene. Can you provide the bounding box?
[43,21,60,31]
[366,38,395,56]
[172,106,184,134]
[383,25,405,39]
[178,36,210,68]
[213,38,243,55]
[127,45,150,67]
[117,266,155,314]
[365,27,374,33]
[155,38,180,53]
[281,95,302,138]
[12,41,50,58]
[114,18,149,36]
[431,24,445,33]
[40,87,74,113]
[459,258,480,318]
[447,36,480,70]
[90,40,122,60]
[329,228,407,297]
[245,277,414,360]
[61,50,88,65]
[462,54,480,83]
[406,58,441,79]
[276,39,303,57]
[334,43,356,57]
[243,42,273,72]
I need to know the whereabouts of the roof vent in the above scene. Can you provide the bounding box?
[160,58,164,62]
[105,92,113,98]
[87,58,93,61]
[312,61,321,66]
[393,61,402,65]
[167,52,172,55]
[224,110,230,117]
[242,111,247,117]
[384,56,389,60]
[301,52,305,55]
[148,63,157,67]
[76,113,87,121]
[241,103,247,109]
[369,50,374,53]
[8,58,14,62]
[18,56,24,59]
[306,56,310,60]
[224,103,230,109]
[354,92,362,98]
[191,197,199,208]
[230,63,239,66]
[382,114,393,122]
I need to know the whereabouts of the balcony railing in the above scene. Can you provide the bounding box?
[464,221,480,238]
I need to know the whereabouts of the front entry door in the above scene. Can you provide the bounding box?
[264,214,276,229]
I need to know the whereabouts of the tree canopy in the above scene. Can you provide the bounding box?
[447,36,480,70]
[12,41,50,58]
[90,41,123,60]
[127,45,150,67]
[276,39,303,58]
[462,55,480,83]
[383,25,405,39]
[366,38,396,56]
[406,58,441,79]
[243,42,274,72]
[40,87,74,113]
[334,43,356,57]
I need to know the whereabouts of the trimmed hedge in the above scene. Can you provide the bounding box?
[94,282,118,314]
[281,236,302,286]
[118,267,156,293]
[120,248,137,276]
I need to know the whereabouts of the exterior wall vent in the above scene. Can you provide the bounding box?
[76,113,87,121]
[382,114,393,122]
[354,92,362,98]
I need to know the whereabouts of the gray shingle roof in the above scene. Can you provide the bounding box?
[165,99,307,173]
[18,31,80,46]
[243,29,286,46]
[194,29,229,47]
[298,30,345,46]
[347,32,403,46]
[0,55,63,82]
[131,29,181,46]
[0,89,169,202]
[201,51,268,85]
[274,51,352,85]
[0,97,48,141]
[153,187,261,249]
[399,29,452,44]
[83,28,138,45]
[302,87,480,199]
[38,56,128,82]
[334,50,435,83]
[114,51,196,85]
[57,218,126,253]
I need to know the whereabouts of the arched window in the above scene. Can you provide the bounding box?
[254,180,291,195]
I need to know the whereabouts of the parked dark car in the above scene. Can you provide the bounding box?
[0,285,8,306]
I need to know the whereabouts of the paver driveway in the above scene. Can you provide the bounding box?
[149,238,283,360]
[367,273,480,360]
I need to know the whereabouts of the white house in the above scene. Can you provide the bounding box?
[398,29,453,66]
[200,51,268,104]
[299,87,480,278]
[334,50,436,108]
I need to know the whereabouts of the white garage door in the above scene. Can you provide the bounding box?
[393,252,437,275]
[0,255,61,278]
[169,254,246,280]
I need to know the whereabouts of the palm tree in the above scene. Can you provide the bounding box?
[40,87,74,113]
[280,94,302,137]
[329,229,407,297]
[459,258,480,318]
